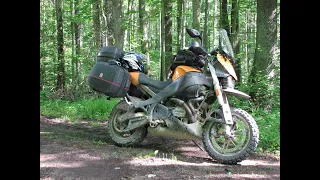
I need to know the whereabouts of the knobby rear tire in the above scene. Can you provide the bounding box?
[108,100,147,147]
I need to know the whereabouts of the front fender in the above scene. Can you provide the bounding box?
[222,88,251,99]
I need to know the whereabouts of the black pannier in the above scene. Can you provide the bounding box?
[87,61,131,98]
[97,46,125,62]
[169,49,205,71]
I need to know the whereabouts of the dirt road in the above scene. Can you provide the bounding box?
[40,115,280,180]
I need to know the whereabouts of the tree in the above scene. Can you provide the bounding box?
[220,0,230,35]
[55,0,65,89]
[139,0,150,75]
[74,0,81,85]
[212,0,219,47]
[93,0,102,50]
[231,0,240,82]
[192,0,201,31]
[104,0,114,45]
[176,0,183,52]
[160,0,165,80]
[249,0,278,104]
[203,0,209,50]
[163,0,173,78]
[113,0,124,49]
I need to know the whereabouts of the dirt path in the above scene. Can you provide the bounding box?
[40,115,280,180]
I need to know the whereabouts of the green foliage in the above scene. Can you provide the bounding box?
[253,108,280,153]
[40,91,119,121]
[228,69,280,152]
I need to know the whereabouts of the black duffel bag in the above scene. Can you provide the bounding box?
[87,61,131,98]
[96,46,125,62]
[169,49,205,71]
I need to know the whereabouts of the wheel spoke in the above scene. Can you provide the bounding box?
[229,139,237,146]
[225,140,230,149]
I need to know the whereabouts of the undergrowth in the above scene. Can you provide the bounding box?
[40,90,119,121]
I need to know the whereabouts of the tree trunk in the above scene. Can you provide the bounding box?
[70,0,75,84]
[104,0,114,45]
[249,0,277,102]
[245,10,249,77]
[139,0,150,75]
[126,0,131,50]
[113,0,124,49]
[160,0,165,80]
[164,0,172,78]
[182,0,187,48]
[93,0,102,50]
[220,0,230,36]
[177,0,182,52]
[213,0,218,47]
[251,0,277,75]
[192,0,201,31]
[203,0,209,50]
[231,0,240,83]
[55,0,65,90]
[139,0,146,53]
[74,0,81,85]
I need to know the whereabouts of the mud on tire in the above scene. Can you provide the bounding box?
[203,107,259,165]
[107,100,147,147]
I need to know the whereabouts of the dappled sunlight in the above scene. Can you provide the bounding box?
[40,151,104,169]
[240,159,280,166]
[129,156,223,166]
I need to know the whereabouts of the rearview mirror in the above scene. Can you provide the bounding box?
[186,28,201,38]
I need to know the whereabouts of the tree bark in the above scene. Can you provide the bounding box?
[251,0,277,76]
[160,0,165,80]
[220,0,230,36]
[164,0,172,78]
[93,0,102,50]
[182,0,187,48]
[213,0,218,47]
[192,0,201,31]
[231,0,240,82]
[113,0,124,49]
[74,0,81,85]
[249,0,278,102]
[203,0,209,50]
[139,0,150,75]
[104,0,114,46]
[177,0,182,52]
[55,0,65,90]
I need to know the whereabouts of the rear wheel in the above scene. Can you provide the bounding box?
[108,100,147,147]
[203,107,259,164]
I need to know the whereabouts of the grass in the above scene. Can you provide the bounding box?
[40,91,119,121]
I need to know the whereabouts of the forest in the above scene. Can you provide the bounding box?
[40,0,280,154]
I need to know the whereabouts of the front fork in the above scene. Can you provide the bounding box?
[208,63,233,137]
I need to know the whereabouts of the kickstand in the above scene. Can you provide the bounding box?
[192,140,206,152]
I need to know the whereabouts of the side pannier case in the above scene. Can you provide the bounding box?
[87,61,131,98]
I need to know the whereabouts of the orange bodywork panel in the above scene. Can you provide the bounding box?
[130,72,140,86]
[171,65,201,81]
[216,54,238,81]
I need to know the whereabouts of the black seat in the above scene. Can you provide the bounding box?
[138,73,172,90]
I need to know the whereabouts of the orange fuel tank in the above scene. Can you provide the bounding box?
[171,65,200,81]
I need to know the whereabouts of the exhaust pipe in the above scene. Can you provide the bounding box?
[148,126,199,140]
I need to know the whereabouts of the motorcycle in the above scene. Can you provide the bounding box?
[88,28,259,165]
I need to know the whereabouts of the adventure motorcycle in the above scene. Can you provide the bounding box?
[87,28,259,165]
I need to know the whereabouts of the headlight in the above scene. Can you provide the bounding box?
[220,76,235,89]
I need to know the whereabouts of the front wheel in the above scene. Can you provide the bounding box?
[203,107,259,165]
